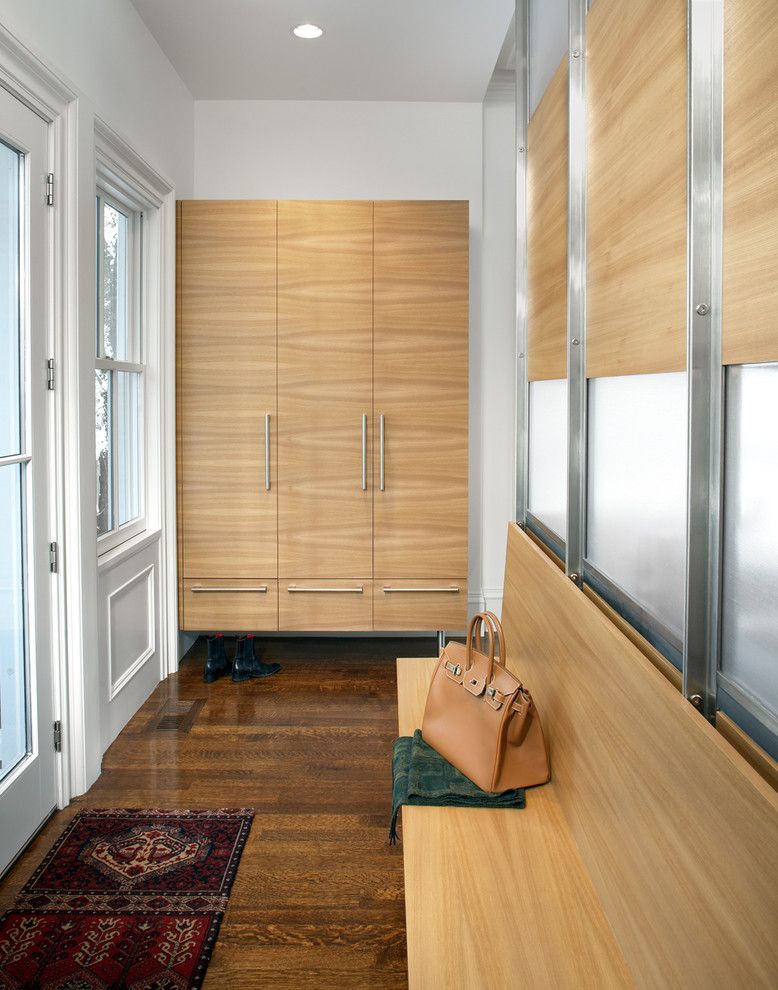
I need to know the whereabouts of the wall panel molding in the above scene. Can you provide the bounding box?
[107,564,156,700]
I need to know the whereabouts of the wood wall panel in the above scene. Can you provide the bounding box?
[502,524,778,989]
[528,58,568,382]
[277,201,374,579]
[179,201,278,583]
[722,0,778,365]
[373,201,469,579]
[586,0,687,378]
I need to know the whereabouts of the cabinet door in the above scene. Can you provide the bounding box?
[277,201,373,578]
[374,201,469,578]
[179,201,277,579]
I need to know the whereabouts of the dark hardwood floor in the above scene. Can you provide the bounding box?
[0,636,439,988]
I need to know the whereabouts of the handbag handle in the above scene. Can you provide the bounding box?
[484,611,507,666]
[466,613,494,669]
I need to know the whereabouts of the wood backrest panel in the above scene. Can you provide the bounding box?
[502,524,778,989]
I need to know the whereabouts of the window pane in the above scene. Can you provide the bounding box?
[720,364,778,722]
[0,464,28,782]
[96,369,113,535]
[586,372,688,642]
[528,379,567,539]
[116,371,141,526]
[0,140,21,457]
[101,201,129,360]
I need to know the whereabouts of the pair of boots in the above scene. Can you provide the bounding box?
[203,634,281,683]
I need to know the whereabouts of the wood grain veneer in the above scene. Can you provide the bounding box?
[280,581,373,631]
[586,0,688,378]
[277,201,374,579]
[178,201,278,590]
[182,579,278,633]
[397,658,633,989]
[722,0,778,365]
[373,580,467,631]
[373,201,469,579]
[528,57,568,382]
[502,523,778,989]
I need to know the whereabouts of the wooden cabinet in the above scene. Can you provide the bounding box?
[277,201,373,578]
[177,200,468,632]
[177,201,278,631]
[373,202,469,580]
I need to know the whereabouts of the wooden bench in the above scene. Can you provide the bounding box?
[396,523,778,989]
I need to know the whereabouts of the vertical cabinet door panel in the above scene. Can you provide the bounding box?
[374,202,469,579]
[277,201,374,578]
[179,201,278,580]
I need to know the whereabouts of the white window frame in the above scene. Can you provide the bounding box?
[95,188,146,553]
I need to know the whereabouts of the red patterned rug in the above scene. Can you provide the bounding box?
[0,808,253,989]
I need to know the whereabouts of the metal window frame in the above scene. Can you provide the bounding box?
[683,0,724,720]
[514,0,530,525]
[565,0,588,586]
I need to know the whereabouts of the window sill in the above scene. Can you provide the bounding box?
[97,526,161,574]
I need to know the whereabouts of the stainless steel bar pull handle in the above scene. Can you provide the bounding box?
[382,586,461,594]
[287,586,364,594]
[361,414,367,491]
[264,413,271,492]
[379,413,385,491]
[191,586,268,593]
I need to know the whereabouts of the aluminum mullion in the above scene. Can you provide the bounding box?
[514,0,529,524]
[684,0,724,720]
[566,0,588,585]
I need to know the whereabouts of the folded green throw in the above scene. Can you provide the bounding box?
[389,730,525,843]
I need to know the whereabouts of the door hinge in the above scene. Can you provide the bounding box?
[47,358,55,390]
[46,172,54,207]
[49,541,58,573]
[53,720,62,753]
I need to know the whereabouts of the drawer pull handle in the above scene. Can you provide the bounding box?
[264,413,271,492]
[287,586,364,594]
[190,586,268,593]
[361,414,367,491]
[383,586,461,593]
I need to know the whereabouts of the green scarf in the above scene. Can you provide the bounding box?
[390,730,525,844]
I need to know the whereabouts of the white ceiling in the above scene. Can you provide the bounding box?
[129,0,516,102]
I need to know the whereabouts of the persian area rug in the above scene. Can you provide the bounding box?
[0,808,253,990]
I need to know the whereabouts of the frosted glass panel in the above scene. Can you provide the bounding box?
[0,140,21,458]
[587,373,687,640]
[528,379,567,538]
[720,364,778,720]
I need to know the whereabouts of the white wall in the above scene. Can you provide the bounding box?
[1,0,194,194]
[194,100,488,611]
[480,75,517,616]
[0,0,194,792]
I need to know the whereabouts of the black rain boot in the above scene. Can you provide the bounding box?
[232,634,281,682]
[203,634,230,683]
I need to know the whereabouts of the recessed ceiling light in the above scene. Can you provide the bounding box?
[292,23,324,40]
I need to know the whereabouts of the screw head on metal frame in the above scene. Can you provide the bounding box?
[696,303,710,316]
[572,338,580,346]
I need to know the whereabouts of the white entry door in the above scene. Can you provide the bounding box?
[0,87,57,873]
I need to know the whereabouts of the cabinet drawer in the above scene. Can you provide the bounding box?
[373,579,467,631]
[280,580,373,631]
[182,579,278,632]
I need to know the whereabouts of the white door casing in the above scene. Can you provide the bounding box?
[0,86,57,874]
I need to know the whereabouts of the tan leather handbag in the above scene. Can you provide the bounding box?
[422,612,550,793]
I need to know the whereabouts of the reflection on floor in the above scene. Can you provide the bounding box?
[0,636,440,988]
